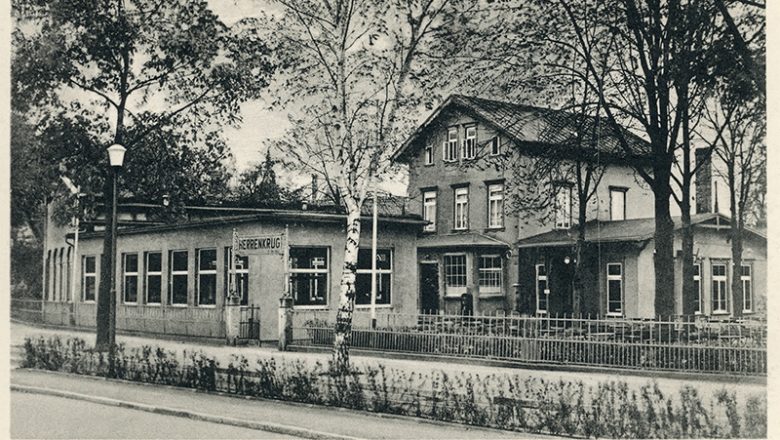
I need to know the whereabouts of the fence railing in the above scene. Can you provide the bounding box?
[239,305,261,341]
[292,311,767,376]
[11,298,43,323]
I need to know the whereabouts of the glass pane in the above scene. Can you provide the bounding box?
[124,254,138,273]
[199,249,217,271]
[172,251,188,272]
[608,279,622,303]
[85,256,96,274]
[537,265,546,276]
[608,264,622,276]
[147,252,162,272]
[355,273,371,305]
[290,248,328,269]
[172,275,188,304]
[199,274,217,305]
[741,265,751,277]
[357,249,391,270]
[291,273,327,306]
[713,265,726,277]
[147,275,162,303]
[124,276,138,303]
[84,277,96,301]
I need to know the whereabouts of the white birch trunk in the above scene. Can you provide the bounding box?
[332,202,362,372]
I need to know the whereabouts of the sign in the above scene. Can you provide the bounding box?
[235,234,286,255]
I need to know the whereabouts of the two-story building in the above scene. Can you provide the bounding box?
[393,94,766,319]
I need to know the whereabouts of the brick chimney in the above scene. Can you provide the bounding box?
[695,148,712,214]
[310,174,318,203]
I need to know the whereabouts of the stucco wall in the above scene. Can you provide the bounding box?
[66,217,419,341]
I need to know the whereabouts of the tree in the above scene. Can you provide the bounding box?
[233,149,291,206]
[264,0,471,371]
[13,0,275,349]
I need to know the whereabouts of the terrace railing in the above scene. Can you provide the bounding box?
[291,310,767,376]
[11,298,43,323]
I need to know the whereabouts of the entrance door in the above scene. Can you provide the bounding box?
[420,263,439,314]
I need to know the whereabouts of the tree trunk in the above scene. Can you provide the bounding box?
[332,203,362,373]
[572,199,587,316]
[95,172,115,350]
[680,93,696,316]
[729,167,743,317]
[653,184,676,317]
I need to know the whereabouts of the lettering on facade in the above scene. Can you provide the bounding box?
[235,234,286,255]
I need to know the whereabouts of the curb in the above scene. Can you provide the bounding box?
[11,384,366,440]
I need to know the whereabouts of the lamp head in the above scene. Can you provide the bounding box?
[107,144,126,168]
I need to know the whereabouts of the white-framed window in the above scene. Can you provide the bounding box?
[224,247,249,306]
[169,250,189,306]
[741,264,753,313]
[454,186,469,230]
[478,255,502,294]
[123,253,139,304]
[554,184,572,229]
[443,254,467,296]
[424,144,434,165]
[423,191,437,232]
[290,247,329,307]
[610,187,627,221]
[606,263,623,315]
[444,127,458,162]
[693,262,702,314]
[487,183,504,228]
[82,255,96,302]
[355,248,392,306]
[145,252,162,305]
[535,264,548,314]
[463,125,477,159]
[490,137,500,156]
[197,248,217,306]
[711,263,728,314]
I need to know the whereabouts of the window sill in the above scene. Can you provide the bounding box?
[123,302,138,306]
[81,300,96,304]
[355,304,393,309]
[294,305,329,310]
[711,311,730,316]
[606,313,624,318]
[421,230,437,235]
[197,304,217,308]
[171,304,188,308]
[451,229,470,233]
[484,227,505,232]
[479,293,504,299]
[424,163,434,167]
[145,303,162,307]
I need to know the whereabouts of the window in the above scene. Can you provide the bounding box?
[290,247,329,307]
[444,127,458,161]
[45,250,51,301]
[145,252,162,305]
[224,247,249,306]
[463,125,477,159]
[610,187,627,221]
[424,144,434,165]
[487,183,504,228]
[478,255,502,294]
[355,249,392,306]
[693,263,702,314]
[169,250,189,306]
[197,249,217,306]
[454,186,469,230]
[82,255,96,302]
[741,264,753,313]
[490,137,500,156]
[606,263,623,315]
[711,263,728,314]
[536,264,548,314]
[423,191,437,232]
[123,253,139,304]
[443,254,467,296]
[554,184,572,229]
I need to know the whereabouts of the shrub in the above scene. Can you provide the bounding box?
[20,335,766,439]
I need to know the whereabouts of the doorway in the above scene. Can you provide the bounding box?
[419,262,439,314]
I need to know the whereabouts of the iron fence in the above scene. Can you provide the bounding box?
[11,298,43,323]
[292,311,766,376]
[239,305,261,341]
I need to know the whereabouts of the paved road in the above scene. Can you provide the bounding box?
[11,392,296,439]
[11,369,541,439]
[11,322,765,405]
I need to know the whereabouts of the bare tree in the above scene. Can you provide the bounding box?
[264,0,472,371]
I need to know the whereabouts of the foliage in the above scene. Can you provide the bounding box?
[21,335,766,438]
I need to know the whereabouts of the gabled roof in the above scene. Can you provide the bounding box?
[392,94,652,163]
[516,213,766,248]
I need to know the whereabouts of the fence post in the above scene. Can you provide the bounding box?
[278,296,293,351]
[224,295,241,346]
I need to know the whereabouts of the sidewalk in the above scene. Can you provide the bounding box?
[11,321,765,405]
[11,369,542,439]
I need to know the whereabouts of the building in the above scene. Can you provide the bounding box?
[42,200,424,341]
[393,94,766,319]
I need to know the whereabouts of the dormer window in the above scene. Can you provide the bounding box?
[444,128,458,162]
[490,137,500,155]
[463,125,477,159]
[424,144,433,165]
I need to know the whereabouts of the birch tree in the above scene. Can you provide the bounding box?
[264,0,471,371]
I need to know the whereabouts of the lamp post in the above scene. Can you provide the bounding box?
[106,143,126,348]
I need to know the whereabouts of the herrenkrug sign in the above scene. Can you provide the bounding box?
[235,234,286,255]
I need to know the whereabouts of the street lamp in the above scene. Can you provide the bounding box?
[106,143,126,347]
